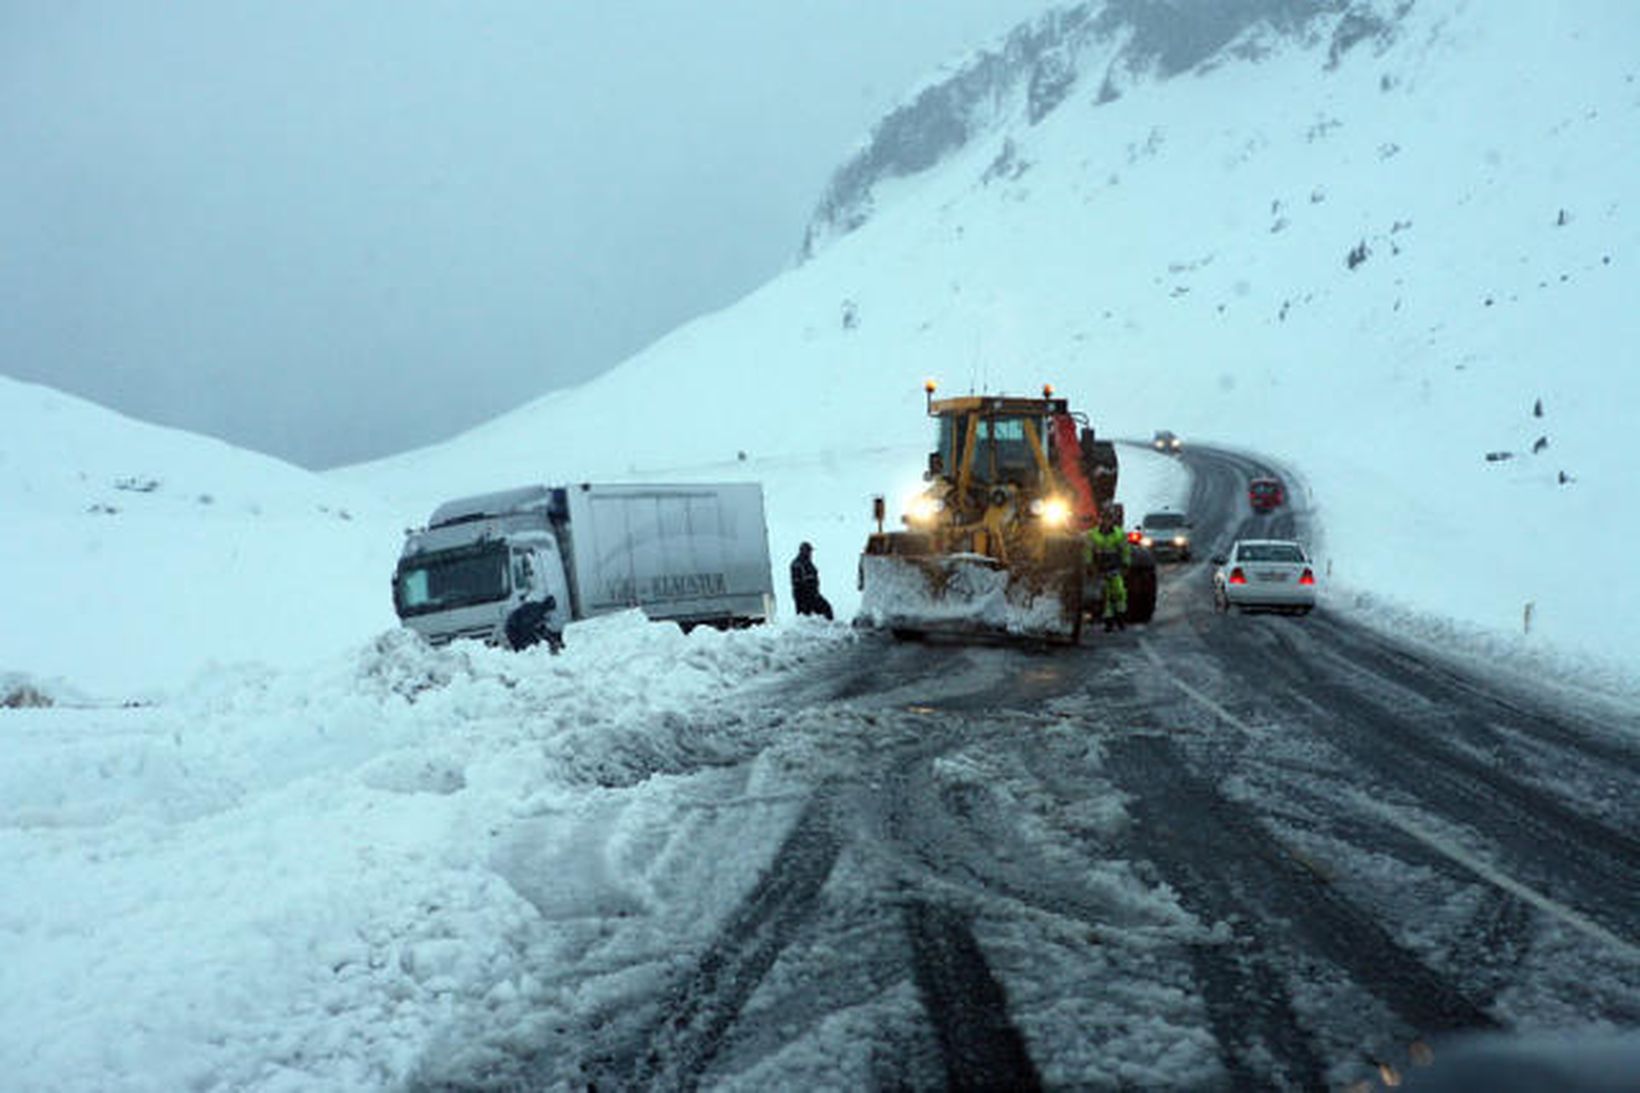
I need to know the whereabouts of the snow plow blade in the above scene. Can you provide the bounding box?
[856,552,1082,644]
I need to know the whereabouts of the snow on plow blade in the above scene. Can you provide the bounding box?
[857,553,1081,643]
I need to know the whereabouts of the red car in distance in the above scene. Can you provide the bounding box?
[1248,477,1286,513]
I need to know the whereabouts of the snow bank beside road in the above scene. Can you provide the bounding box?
[0,615,852,1093]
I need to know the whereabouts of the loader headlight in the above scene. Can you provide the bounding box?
[1035,497,1071,527]
[905,493,945,524]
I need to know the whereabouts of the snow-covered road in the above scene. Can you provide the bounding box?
[421,447,1640,1091]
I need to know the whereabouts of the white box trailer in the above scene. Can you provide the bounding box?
[393,482,775,649]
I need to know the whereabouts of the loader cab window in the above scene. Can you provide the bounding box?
[984,417,1036,479]
[937,414,1043,485]
[393,540,511,617]
[934,416,960,476]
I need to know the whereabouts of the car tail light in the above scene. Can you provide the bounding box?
[1127,530,1142,544]
[1229,567,1247,585]
[1299,568,1315,586]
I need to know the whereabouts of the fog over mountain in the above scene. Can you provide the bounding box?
[0,1,1047,469]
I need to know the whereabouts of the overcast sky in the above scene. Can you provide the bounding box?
[1,1,1050,469]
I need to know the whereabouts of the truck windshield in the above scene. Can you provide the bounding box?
[394,541,510,617]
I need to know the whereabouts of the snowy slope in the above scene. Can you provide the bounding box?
[339,0,1640,671]
[0,615,864,1091]
[0,375,402,696]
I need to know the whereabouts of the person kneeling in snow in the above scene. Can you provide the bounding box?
[505,597,561,652]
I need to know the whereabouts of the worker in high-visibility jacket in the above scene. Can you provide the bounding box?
[1084,506,1131,631]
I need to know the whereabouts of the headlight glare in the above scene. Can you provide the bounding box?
[906,494,944,523]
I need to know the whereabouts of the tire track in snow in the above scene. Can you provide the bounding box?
[1103,734,1497,1060]
[621,784,847,1091]
[904,898,1043,1092]
[1208,617,1640,949]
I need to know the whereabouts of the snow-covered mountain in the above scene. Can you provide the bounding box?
[6,0,1636,693]
[337,0,1640,674]
[5,5,1639,1090]
[0,375,402,696]
[802,0,1393,257]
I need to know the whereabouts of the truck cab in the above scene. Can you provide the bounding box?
[393,487,573,649]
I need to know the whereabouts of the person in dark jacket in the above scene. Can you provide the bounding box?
[504,596,561,652]
[790,542,833,619]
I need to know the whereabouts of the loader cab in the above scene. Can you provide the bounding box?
[935,415,1040,485]
[930,395,1064,488]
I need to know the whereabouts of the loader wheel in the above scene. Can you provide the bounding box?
[1125,562,1158,624]
[1064,567,1085,646]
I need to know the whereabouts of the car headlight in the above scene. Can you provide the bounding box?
[1173,536,1188,547]
[1140,535,1154,547]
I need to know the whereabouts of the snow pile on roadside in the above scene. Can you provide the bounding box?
[0,614,853,1093]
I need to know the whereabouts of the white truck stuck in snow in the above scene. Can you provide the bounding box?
[392,482,775,649]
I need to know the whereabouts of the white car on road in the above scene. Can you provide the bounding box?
[1212,539,1317,614]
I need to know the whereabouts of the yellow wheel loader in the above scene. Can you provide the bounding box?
[856,383,1150,644]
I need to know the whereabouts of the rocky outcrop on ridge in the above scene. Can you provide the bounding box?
[799,0,1407,260]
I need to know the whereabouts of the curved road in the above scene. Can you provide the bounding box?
[427,445,1640,1092]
